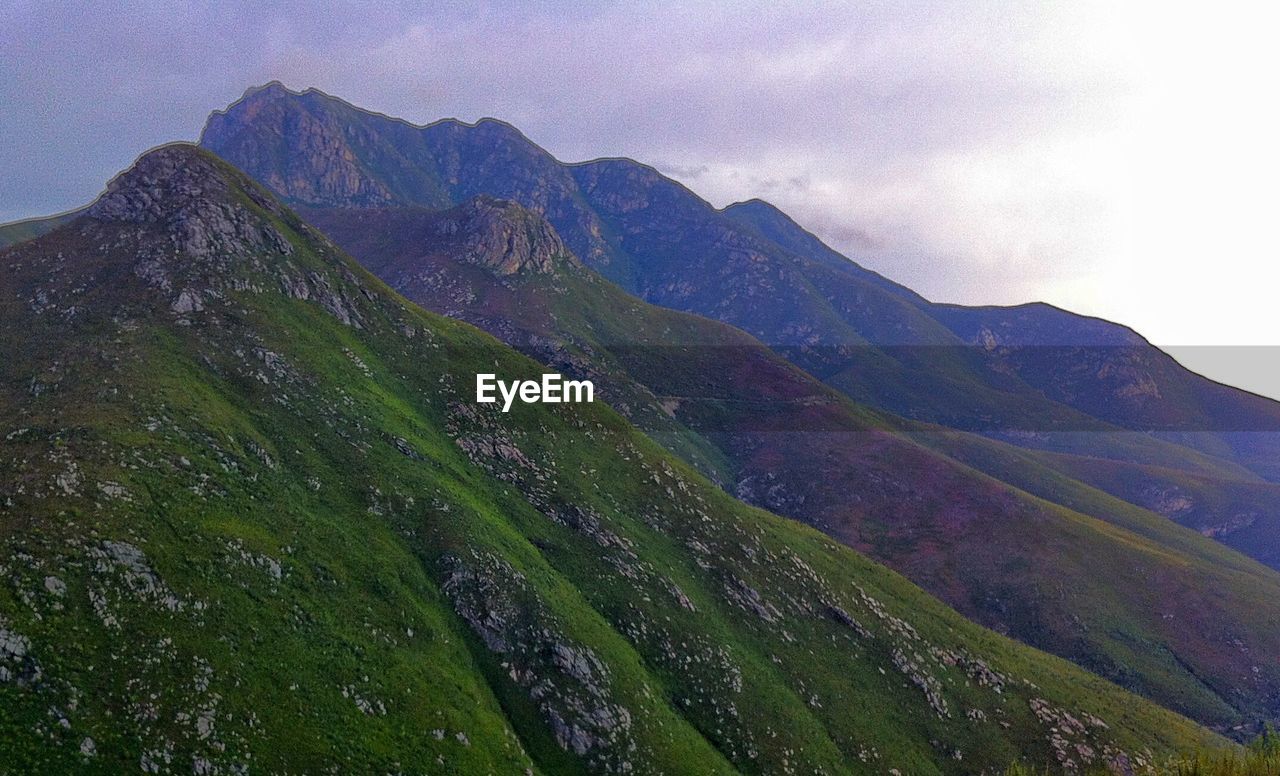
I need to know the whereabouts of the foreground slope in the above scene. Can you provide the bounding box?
[0,145,1224,773]
[306,200,1280,735]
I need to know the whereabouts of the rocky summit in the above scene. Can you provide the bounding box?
[416,195,571,277]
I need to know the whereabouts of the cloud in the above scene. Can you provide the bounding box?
[654,162,710,180]
[258,0,1137,312]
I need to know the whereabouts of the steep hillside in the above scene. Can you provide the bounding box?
[0,144,1229,773]
[296,199,738,482]
[1025,451,1280,571]
[305,199,1280,735]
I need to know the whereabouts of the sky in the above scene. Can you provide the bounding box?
[3,0,1278,397]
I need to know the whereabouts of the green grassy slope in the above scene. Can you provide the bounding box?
[1024,450,1280,571]
[299,201,740,485]
[305,201,1280,736]
[0,145,1226,773]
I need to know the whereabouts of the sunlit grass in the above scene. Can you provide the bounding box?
[1007,728,1280,776]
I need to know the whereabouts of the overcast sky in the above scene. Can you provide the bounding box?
[3,1,1278,396]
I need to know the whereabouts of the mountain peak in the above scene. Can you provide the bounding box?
[87,143,293,259]
[200,86,403,208]
[721,197,781,218]
[90,144,254,220]
[240,80,298,100]
[25,143,377,331]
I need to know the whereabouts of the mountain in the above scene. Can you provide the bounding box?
[199,83,1280,493]
[301,197,1280,736]
[193,84,1280,726]
[1018,449,1280,569]
[2,143,1232,772]
[920,302,1280,480]
[718,197,1280,460]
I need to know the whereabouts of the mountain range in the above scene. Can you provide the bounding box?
[200,84,1280,480]
[199,85,1280,731]
[2,82,1279,772]
[0,143,1229,773]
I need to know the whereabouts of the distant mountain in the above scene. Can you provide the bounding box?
[199,83,1280,490]
[0,143,1225,773]
[305,197,1280,735]
[921,302,1280,479]
[1020,448,1280,569]
[0,209,82,249]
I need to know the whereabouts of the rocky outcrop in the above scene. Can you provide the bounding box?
[78,144,371,330]
[442,552,637,770]
[435,196,571,276]
[200,83,395,207]
[89,144,293,261]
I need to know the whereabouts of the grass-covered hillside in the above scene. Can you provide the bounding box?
[1025,450,1280,571]
[307,199,1280,737]
[0,145,1226,773]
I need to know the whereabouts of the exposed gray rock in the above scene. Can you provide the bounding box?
[443,196,571,276]
[89,145,288,261]
[722,576,780,623]
[171,289,204,314]
[0,617,41,686]
[391,436,423,461]
[442,553,636,769]
[43,576,66,597]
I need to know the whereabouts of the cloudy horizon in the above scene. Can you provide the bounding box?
[3,0,1279,397]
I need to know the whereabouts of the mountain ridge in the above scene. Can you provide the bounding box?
[192,84,1280,495]
[5,84,1280,755]
[197,86,1280,736]
[195,84,1280,471]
